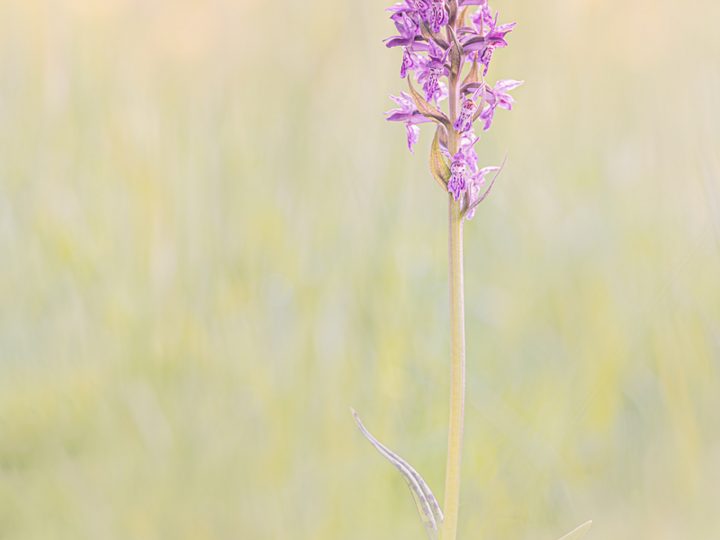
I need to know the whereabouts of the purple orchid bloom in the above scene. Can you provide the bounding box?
[416,39,449,102]
[470,0,494,33]
[385,2,426,48]
[469,2,516,43]
[454,95,478,133]
[402,0,447,34]
[448,157,467,200]
[400,48,419,78]
[406,124,421,151]
[427,0,449,33]
[479,79,523,130]
[462,4,516,75]
[385,3,432,77]
[386,92,432,152]
[407,0,430,14]
[447,138,479,200]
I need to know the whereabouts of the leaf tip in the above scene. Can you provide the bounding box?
[557,520,593,540]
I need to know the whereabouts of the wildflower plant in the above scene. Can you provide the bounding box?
[353,2,591,540]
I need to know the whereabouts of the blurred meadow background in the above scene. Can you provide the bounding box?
[1,0,720,538]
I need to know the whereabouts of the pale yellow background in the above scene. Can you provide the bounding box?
[1,1,719,539]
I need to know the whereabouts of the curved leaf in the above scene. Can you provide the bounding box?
[430,125,451,190]
[352,409,443,540]
[407,78,451,128]
[448,27,463,75]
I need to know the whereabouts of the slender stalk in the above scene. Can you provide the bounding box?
[441,196,466,540]
[441,64,466,540]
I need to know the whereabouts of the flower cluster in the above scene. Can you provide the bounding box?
[384,0,521,219]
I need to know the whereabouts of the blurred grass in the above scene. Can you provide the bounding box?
[1,0,720,539]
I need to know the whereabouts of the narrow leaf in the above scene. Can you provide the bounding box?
[447,0,459,25]
[420,23,449,50]
[351,409,443,540]
[456,6,469,28]
[557,520,593,540]
[430,125,451,190]
[448,27,463,75]
[407,78,451,127]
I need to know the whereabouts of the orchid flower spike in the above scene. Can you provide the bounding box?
[384,0,522,219]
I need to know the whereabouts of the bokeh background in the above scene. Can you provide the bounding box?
[1,0,720,539]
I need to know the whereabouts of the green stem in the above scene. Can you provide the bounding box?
[441,196,466,540]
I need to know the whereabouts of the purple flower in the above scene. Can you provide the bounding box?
[385,3,424,48]
[403,0,447,33]
[478,79,523,130]
[462,3,516,75]
[469,3,516,44]
[447,139,478,200]
[448,160,467,200]
[408,0,431,14]
[454,96,477,133]
[470,1,494,34]
[426,0,449,33]
[383,0,520,204]
[386,92,432,152]
[406,124,421,151]
[400,48,419,78]
[416,40,448,102]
